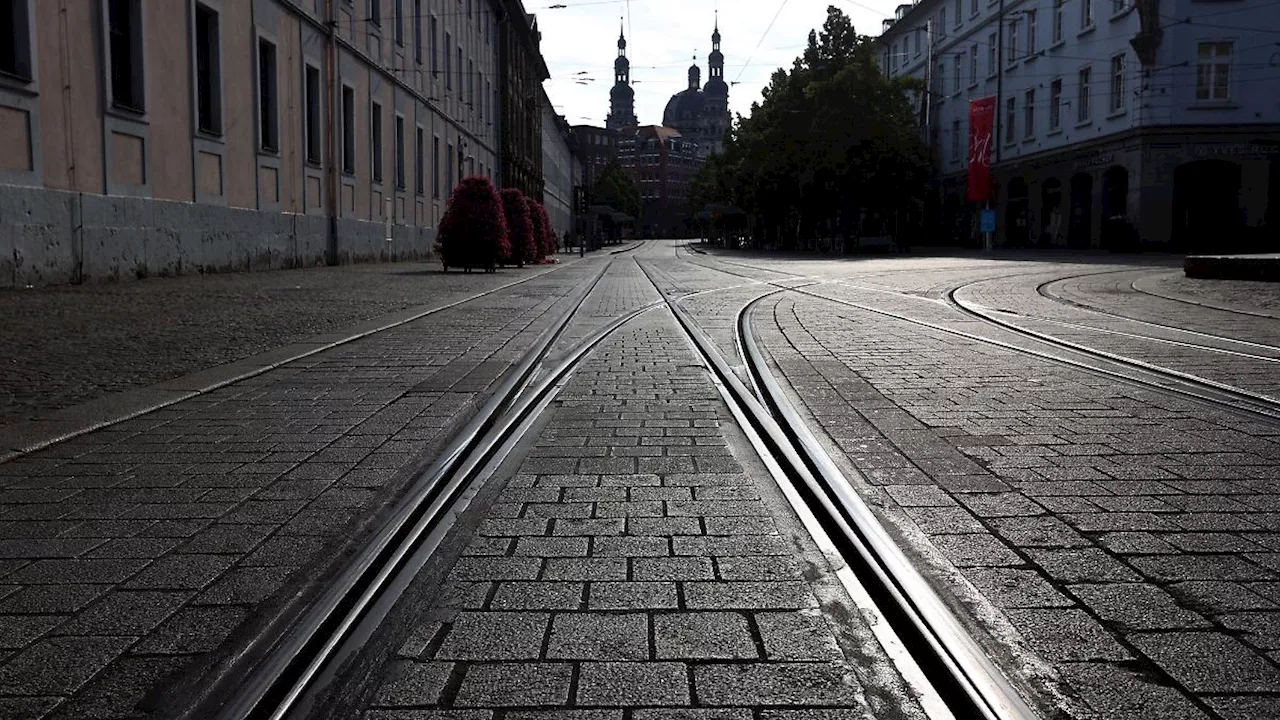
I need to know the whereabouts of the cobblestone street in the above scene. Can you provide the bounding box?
[1,241,1278,720]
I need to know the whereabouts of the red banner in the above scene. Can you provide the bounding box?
[967,97,996,203]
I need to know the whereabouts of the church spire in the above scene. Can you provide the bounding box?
[607,16,637,131]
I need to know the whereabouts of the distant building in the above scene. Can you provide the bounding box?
[571,125,620,191]
[876,0,1280,251]
[606,26,639,131]
[663,20,731,157]
[619,126,701,237]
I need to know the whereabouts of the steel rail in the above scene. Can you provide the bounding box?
[206,261,620,720]
[1036,275,1280,354]
[1130,273,1280,321]
[634,259,1041,720]
[676,250,1280,422]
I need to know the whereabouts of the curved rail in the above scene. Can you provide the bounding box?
[1131,272,1280,321]
[635,258,1041,720]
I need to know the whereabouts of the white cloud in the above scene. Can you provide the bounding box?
[534,0,900,127]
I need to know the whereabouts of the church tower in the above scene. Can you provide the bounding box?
[606,24,638,131]
[702,13,730,154]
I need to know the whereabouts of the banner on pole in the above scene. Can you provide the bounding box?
[967,97,996,202]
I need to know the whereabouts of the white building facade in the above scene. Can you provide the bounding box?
[877,0,1280,250]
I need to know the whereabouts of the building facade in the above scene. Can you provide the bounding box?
[619,125,700,237]
[877,0,1280,251]
[662,21,731,157]
[498,1,549,199]
[541,87,575,243]
[0,0,508,286]
[571,124,620,191]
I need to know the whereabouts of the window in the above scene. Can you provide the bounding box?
[468,58,474,107]
[1026,10,1037,56]
[987,32,997,76]
[1052,0,1064,43]
[1049,78,1062,130]
[430,15,439,75]
[395,115,405,189]
[432,135,440,198]
[341,86,355,174]
[1008,18,1019,62]
[970,43,978,84]
[413,0,421,62]
[936,62,945,97]
[446,142,454,192]
[369,0,380,27]
[1077,66,1092,122]
[108,0,144,111]
[394,0,403,45]
[914,28,921,56]
[371,101,383,182]
[415,126,424,194]
[0,0,33,81]
[970,0,978,16]
[938,10,946,38]
[891,42,898,71]
[257,39,278,152]
[456,47,462,92]
[951,119,961,161]
[1112,0,1127,14]
[483,78,490,121]
[1024,89,1035,137]
[1196,41,1231,101]
[194,3,221,135]
[445,32,452,88]
[1005,96,1016,143]
[1110,53,1126,112]
[1081,0,1093,28]
[953,52,962,92]
[304,64,321,163]
[954,0,962,27]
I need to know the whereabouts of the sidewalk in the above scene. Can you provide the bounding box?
[0,259,601,719]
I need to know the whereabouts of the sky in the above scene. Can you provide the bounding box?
[532,0,901,128]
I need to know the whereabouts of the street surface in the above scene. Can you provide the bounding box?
[1,241,1278,720]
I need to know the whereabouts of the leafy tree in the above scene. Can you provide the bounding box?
[688,6,930,250]
[525,196,548,262]
[500,188,538,267]
[590,161,642,219]
[535,203,557,257]
[438,176,509,271]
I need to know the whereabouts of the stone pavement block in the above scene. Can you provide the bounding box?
[755,612,843,661]
[693,663,865,706]
[477,519,550,537]
[1069,583,1211,630]
[516,537,589,557]
[1058,663,1210,720]
[1167,581,1278,613]
[759,711,873,720]
[715,556,801,582]
[633,557,714,581]
[1206,695,1280,720]
[929,534,1022,567]
[508,711,621,720]
[635,710,750,720]
[132,604,249,654]
[194,566,290,605]
[593,537,670,557]
[628,518,701,536]
[553,519,625,536]
[1130,554,1272,582]
[588,582,678,610]
[683,582,818,610]
[5,558,148,584]
[371,660,453,707]
[454,663,574,707]
[123,553,237,589]
[491,582,584,611]
[0,698,62,718]
[43,655,188,720]
[546,613,649,660]
[434,612,549,660]
[576,662,689,706]
[0,636,133,695]
[666,501,762,517]
[1025,548,1142,583]
[52,590,189,636]
[542,558,627,581]
[653,612,756,660]
[672,535,789,556]
[1129,632,1280,693]
[704,517,777,535]
[1005,609,1130,662]
[0,584,110,614]
[0,615,62,649]
[448,557,543,582]
[1218,612,1280,650]
[367,711,492,720]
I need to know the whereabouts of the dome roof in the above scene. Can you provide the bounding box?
[663,88,706,126]
[704,77,728,98]
[611,83,635,101]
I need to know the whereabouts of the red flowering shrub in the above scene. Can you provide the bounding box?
[535,202,557,258]
[438,176,509,272]
[524,196,547,263]
[500,189,538,267]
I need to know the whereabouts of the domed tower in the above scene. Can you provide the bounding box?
[687,58,701,91]
[703,13,730,154]
[607,24,638,131]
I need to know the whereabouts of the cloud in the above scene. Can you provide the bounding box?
[534,0,899,127]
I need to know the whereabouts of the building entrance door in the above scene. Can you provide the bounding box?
[1069,173,1093,249]
[1173,159,1241,252]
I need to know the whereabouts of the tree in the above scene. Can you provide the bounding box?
[525,196,548,262]
[536,203,557,257]
[438,176,509,271]
[688,6,930,250]
[500,188,538,267]
[591,161,642,219]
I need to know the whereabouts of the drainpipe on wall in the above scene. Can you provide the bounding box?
[325,0,340,265]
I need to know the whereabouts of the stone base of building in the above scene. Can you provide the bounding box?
[0,184,438,287]
[936,125,1280,253]
[1185,253,1280,282]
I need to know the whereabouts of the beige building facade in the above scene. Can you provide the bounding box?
[0,0,503,286]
